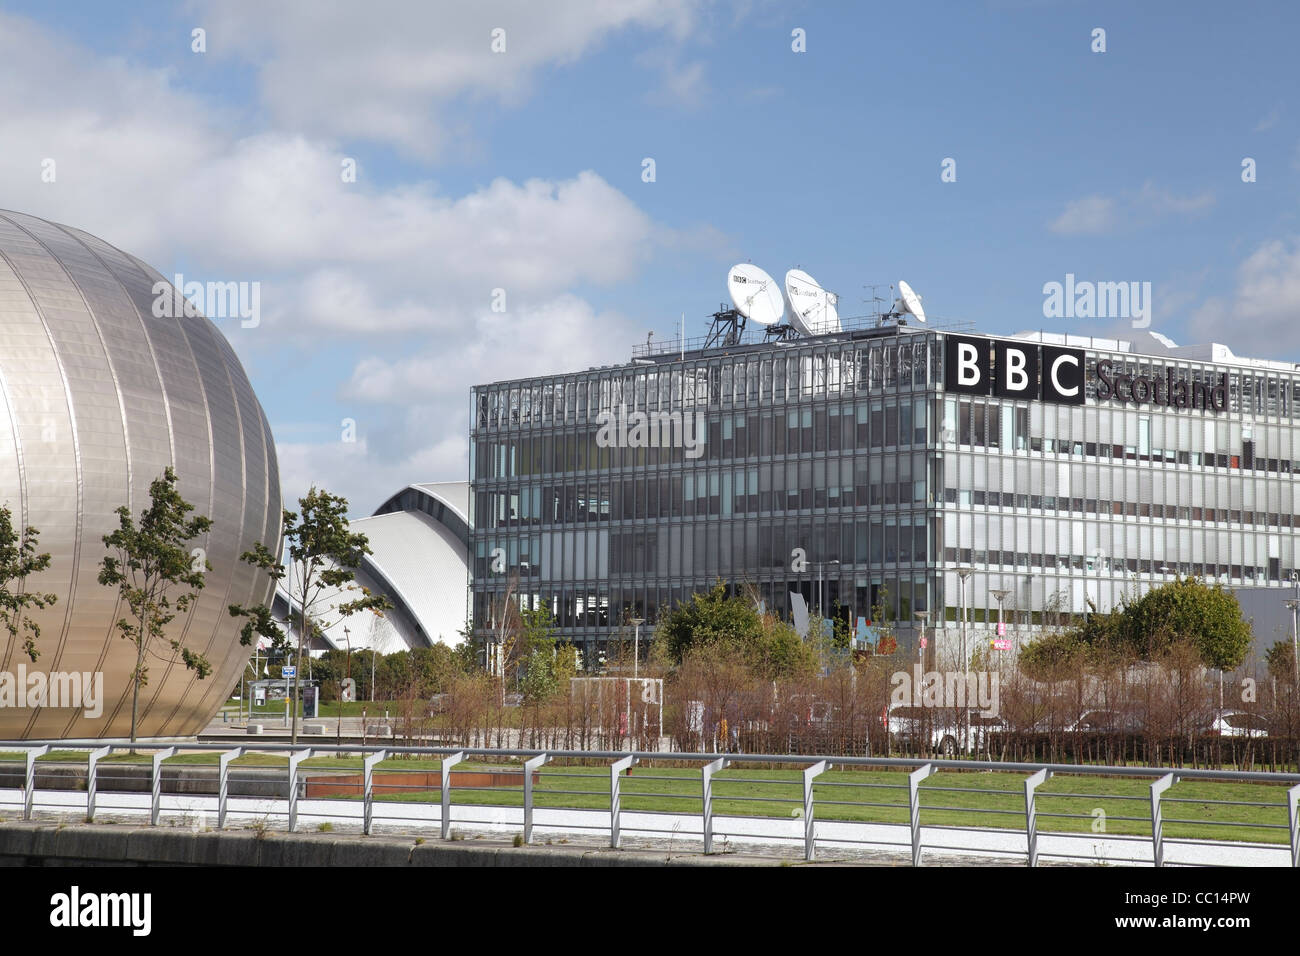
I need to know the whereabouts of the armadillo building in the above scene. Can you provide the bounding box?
[0,210,281,739]
[469,317,1300,662]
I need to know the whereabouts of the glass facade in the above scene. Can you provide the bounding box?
[469,328,1300,649]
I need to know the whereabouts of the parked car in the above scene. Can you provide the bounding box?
[1064,709,1143,734]
[1206,710,1270,738]
[887,706,1006,756]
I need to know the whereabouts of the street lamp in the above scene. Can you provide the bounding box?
[630,617,645,744]
[956,568,974,672]
[630,617,644,681]
[956,568,974,756]
[339,625,351,749]
[812,559,841,633]
[990,589,1010,646]
[1286,600,1300,692]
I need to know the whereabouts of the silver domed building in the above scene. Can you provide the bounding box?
[0,211,281,739]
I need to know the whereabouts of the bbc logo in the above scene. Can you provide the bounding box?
[943,335,1085,406]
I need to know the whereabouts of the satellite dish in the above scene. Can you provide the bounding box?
[727,263,784,326]
[897,280,926,324]
[784,268,840,335]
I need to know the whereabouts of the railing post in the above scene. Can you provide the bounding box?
[218,748,243,830]
[909,763,936,866]
[1024,768,1051,867]
[86,746,110,822]
[1150,773,1176,868]
[441,751,464,840]
[23,746,49,821]
[803,760,828,861]
[702,757,729,854]
[287,749,313,833]
[150,747,176,826]
[522,753,550,844]
[610,754,637,848]
[363,749,386,835]
[1288,783,1300,868]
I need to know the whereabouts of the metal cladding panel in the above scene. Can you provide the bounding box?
[0,211,281,739]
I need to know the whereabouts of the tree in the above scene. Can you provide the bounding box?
[0,506,57,662]
[229,486,391,743]
[655,581,815,681]
[1023,578,1252,673]
[657,581,764,664]
[1122,577,1251,670]
[98,467,212,747]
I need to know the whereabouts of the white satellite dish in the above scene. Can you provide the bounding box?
[897,280,926,324]
[784,268,840,335]
[727,263,784,326]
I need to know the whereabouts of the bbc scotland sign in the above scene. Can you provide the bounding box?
[943,335,1226,413]
[944,336,1083,405]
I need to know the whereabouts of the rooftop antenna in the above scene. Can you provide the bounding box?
[783,268,840,337]
[883,280,926,327]
[713,262,783,348]
[863,283,889,324]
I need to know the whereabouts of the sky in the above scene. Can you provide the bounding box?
[0,0,1297,516]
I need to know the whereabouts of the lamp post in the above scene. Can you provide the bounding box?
[339,626,351,749]
[956,569,973,672]
[1291,571,1300,690]
[812,559,841,635]
[630,617,645,744]
[990,588,1010,647]
[631,617,644,681]
[1287,600,1300,692]
[914,610,929,666]
[956,568,973,755]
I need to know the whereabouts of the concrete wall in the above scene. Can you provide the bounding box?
[0,823,767,867]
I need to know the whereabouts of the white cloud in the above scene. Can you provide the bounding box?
[1187,238,1300,358]
[1049,183,1215,237]
[0,12,724,515]
[195,0,707,156]
[1048,196,1117,236]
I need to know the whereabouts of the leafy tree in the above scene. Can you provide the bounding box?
[658,581,763,664]
[98,467,212,747]
[656,581,815,681]
[1264,638,1298,685]
[1121,577,1251,669]
[1021,578,1252,674]
[229,486,391,743]
[0,506,57,662]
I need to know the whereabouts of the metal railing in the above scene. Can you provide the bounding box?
[2,741,1298,867]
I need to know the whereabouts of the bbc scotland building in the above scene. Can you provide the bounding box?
[469,320,1300,660]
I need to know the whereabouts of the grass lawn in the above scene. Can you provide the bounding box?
[350,761,1293,846]
[2,750,1292,846]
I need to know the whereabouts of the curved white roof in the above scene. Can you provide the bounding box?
[278,481,469,651]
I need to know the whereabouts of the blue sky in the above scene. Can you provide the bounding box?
[1,0,1297,514]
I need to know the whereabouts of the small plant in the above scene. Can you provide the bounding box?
[317,822,333,832]
[84,815,94,825]
[449,829,464,841]
[414,837,425,845]
[512,833,524,847]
